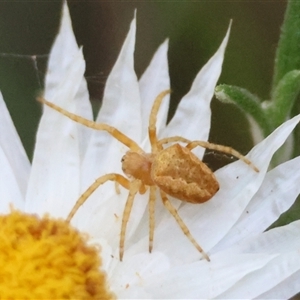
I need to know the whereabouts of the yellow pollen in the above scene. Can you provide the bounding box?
[0,210,115,299]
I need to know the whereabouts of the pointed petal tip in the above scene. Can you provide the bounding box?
[221,20,232,50]
[125,10,137,45]
[60,0,72,26]
[155,38,169,56]
[111,9,137,70]
[62,0,67,9]
[131,10,137,29]
[160,38,169,51]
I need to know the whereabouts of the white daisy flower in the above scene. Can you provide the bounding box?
[1,1,300,299]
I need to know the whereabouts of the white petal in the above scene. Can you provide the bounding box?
[0,92,30,198]
[96,15,140,134]
[75,189,149,255]
[192,114,300,247]
[76,16,145,240]
[143,252,275,299]
[0,147,24,211]
[255,269,300,300]
[73,78,93,159]
[151,114,300,263]
[163,22,231,158]
[139,40,170,138]
[109,252,170,298]
[115,287,151,300]
[206,114,300,238]
[82,15,140,188]
[213,156,300,252]
[247,114,265,145]
[89,237,113,272]
[45,0,92,159]
[217,251,300,299]
[215,221,300,299]
[25,49,85,217]
[224,220,300,255]
[45,0,79,100]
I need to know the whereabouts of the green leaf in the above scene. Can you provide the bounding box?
[215,84,271,135]
[272,0,300,94]
[265,70,300,128]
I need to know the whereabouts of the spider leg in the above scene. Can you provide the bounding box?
[139,182,147,194]
[160,190,210,261]
[148,90,170,152]
[37,97,143,153]
[115,181,121,194]
[119,179,141,261]
[67,173,130,222]
[186,140,259,172]
[158,136,191,147]
[149,186,156,253]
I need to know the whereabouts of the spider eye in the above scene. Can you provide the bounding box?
[121,156,125,162]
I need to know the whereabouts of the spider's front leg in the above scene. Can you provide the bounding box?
[119,179,142,261]
[66,173,142,262]
[67,173,130,222]
[37,97,144,153]
[148,90,170,152]
[158,136,191,147]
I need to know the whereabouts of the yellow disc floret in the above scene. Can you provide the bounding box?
[0,210,115,299]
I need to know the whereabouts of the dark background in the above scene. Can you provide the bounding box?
[0,0,286,167]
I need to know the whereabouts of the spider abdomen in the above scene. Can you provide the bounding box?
[151,144,219,203]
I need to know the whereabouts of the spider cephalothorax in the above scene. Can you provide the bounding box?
[121,151,154,186]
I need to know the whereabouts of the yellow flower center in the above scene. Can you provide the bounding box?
[0,210,115,299]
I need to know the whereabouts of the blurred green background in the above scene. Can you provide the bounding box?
[0,0,286,164]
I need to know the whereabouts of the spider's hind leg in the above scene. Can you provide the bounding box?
[149,186,156,253]
[160,190,210,261]
[186,140,259,172]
